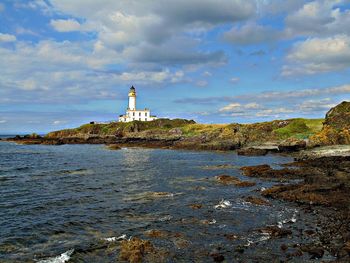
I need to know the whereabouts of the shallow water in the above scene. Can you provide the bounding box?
[0,142,318,262]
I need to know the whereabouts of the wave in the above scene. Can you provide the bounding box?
[37,249,74,263]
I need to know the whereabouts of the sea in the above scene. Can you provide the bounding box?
[0,139,319,262]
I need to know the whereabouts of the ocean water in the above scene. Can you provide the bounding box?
[0,141,313,262]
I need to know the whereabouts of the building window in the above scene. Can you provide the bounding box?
[124,118,126,121]
[145,118,147,121]
[139,118,141,121]
[133,118,135,120]
[133,112,135,116]
[139,112,141,116]
[145,112,148,116]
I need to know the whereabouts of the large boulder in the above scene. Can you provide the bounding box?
[324,101,350,130]
[310,101,350,146]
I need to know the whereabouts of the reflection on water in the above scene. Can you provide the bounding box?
[0,142,314,262]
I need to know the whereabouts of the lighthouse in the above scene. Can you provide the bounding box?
[119,86,158,122]
[128,86,136,110]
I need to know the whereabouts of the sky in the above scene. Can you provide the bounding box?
[0,0,350,134]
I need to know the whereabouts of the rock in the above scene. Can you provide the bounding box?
[169,128,183,136]
[245,196,270,206]
[119,237,155,263]
[234,181,256,187]
[106,144,122,150]
[189,204,202,209]
[278,138,306,152]
[237,148,268,156]
[144,229,171,239]
[280,244,288,251]
[224,233,238,240]
[301,245,324,259]
[240,164,304,179]
[215,174,255,187]
[310,101,350,146]
[209,252,225,262]
[259,226,292,238]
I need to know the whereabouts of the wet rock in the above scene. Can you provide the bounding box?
[301,245,324,259]
[237,147,268,156]
[224,233,239,240]
[259,226,292,238]
[215,174,256,187]
[189,204,203,209]
[119,237,155,263]
[278,138,307,152]
[240,165,304,179]
[106,144,121,150]
[172,238,191,249]
[280,244,288,251]
[235,181,256,187]
[144,229,171,239]
[304,229,315,236]
[209,252,225,262]
[201,164,237,170]
[245,196,270,206]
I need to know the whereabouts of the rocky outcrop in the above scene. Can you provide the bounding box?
[310,101,350,146]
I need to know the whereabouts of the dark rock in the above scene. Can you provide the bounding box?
[301,246,324,259]
[237,148,268,156]
[281,244,288,251]
[278,138,306,152]
[210,253,225,262]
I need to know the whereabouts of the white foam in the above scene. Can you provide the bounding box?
[159,215,173,222]
[37,249,74,263]
[103,234,127,242]
[214,199,232,209]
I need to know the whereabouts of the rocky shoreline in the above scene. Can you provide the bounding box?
[1,101,349,262]
[239,155,350,261]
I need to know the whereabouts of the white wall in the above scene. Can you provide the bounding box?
[119,110,157,122]
[128,96,136,110]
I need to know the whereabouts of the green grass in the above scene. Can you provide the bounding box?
[274,118,324,139]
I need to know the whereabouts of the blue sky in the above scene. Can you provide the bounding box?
[0,0,350,133]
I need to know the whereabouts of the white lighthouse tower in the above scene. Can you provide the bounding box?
[119,86,158,122]
[128,86,136,110]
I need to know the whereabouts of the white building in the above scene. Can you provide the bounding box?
[118,86,157,122]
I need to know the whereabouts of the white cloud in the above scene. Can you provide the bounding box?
[230,77,240,84]
[285,0,350,38]
[0,120,7,124]
[50,19,82,32]
[283,35,350,75]
[196,80,208,87]
[256,108,294,117]
[298,98,336,112]
[219,103,241,112]
[53,120,67,125]
[202,71,212,77]
[0,33,16,42]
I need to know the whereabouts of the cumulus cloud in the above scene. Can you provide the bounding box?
[46,0,254,66]
[50,19,82,32]
[285,0,350,38]
[0,33,16,42]
[283,35,350,75]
